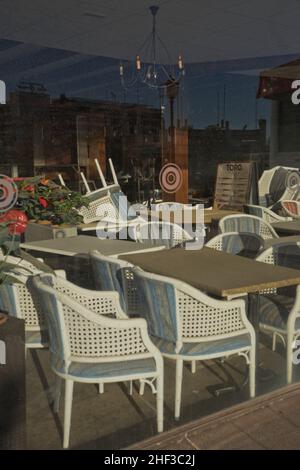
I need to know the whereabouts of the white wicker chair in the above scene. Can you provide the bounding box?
[154,202,201,211]
[245,204,292,223]
[256,242,300,383]
[0,261,66,351]
[90,250,140,316]
[133,268,256,419]
[219,214,279,240]
[205,232,264,258]
[280,200,300,220]
[132,221,193,248]
[30,273,164,449]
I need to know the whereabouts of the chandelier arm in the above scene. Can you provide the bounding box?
[137,30,153,56]
[156,32,175,70]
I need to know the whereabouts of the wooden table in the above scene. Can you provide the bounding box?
[150,208,240,226]
[121,246,300,387]
[264,235,300,249]
[120,247,300,298]
[21,235,164,258]
[272,220,300,236]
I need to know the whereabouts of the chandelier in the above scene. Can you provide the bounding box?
[119,5,185,90]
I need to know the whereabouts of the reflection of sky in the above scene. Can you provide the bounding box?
[1,36,299,131]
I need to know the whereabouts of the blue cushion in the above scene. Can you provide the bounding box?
[26,329,48,346]
[259,294,300,330]
[54,357,157,379]
[152,334,251,357]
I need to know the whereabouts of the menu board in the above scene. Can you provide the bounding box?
[213,162,258,210]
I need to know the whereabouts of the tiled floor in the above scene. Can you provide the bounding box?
[26,335,295,449]
[24,252,300,449]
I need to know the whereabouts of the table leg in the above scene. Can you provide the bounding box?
[248,293,276,382]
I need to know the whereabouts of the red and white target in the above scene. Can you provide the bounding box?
[0,174,18,213]
[159,163,183,194]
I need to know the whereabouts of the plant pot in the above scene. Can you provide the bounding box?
[24,221,78,242]
[0,314,26,449]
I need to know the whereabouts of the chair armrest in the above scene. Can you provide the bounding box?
[54,277,128,319]
[56,288,161,359]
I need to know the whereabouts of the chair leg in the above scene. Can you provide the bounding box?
[128,381,133,395]
[175,359,183,420]
[156,375,164,433]
[139,380,145,396]
[249,347,256,398]
[287,335,294,384]
[272,332,277,352]
[53,375,62,413]
[191,360,196,374]
[98,383,104,394]
[63,380,74,449]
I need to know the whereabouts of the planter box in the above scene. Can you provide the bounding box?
[24,221,78,243]
[0,315,26,449]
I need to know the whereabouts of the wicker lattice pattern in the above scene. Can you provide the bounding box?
[78,197,118,224]
[56,282,119,317]
[122,268,142,314]
[15,284,46,328]
[63,305,147,357]
[177,290,245,339]
[207,238,223,251]
[259,223,274,240]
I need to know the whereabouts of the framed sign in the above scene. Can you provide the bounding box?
[213,162,258,210]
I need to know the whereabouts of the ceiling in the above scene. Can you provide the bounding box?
[0,0,300,64]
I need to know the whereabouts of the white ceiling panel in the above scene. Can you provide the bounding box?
[0,0,299,63]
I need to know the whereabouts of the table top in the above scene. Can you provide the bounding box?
[263,235,300,248]
[21,236,165,257]
[150,208,240,225]
[120,247,300,298]
[272,220,300,235]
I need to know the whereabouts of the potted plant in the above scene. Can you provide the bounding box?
[12,177,89,241]
[14,177,88,225]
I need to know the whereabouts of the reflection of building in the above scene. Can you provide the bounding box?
[0,84,162,184]
[258,59,300,168]
[188,120,268,197]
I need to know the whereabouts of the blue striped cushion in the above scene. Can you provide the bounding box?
[259,294,300,330]
[26,329,48,346]
[152,334,251,357]
[54,357,156,378]
[135,276,178,343]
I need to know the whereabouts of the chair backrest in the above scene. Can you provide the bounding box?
[154,202,186,211]
[281,200,300,219]
[133,221,192,248]
[219,214,278,240]
[90,250,132,312]
[257,241,300,269]
[0,273,47,330]
[78,183,136,225]
[30,274,146,369]
[205,231,264,257]
[78,195,119,224]
[245,204,291,223]
[133,267,249,349]
[0,266,65,330]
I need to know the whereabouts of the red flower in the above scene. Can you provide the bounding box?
[39,197,48,208]
[23,185,34,192]
[0,209,28,235]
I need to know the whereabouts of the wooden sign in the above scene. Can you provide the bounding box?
[213,162,258,210]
